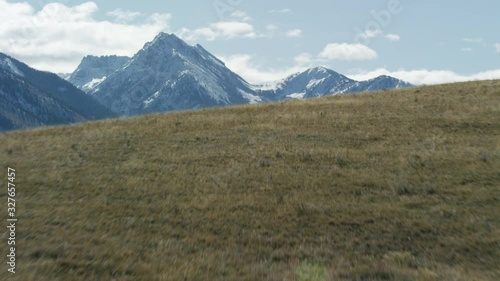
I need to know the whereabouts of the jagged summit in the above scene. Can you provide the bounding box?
[75,55,131,71]
[80,54,129,62]
[68,55,130,91]
[154,32,182,42]
[140,32,188,52]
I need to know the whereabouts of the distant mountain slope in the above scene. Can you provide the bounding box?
[0,53,116,132]
[88,33,258,116]
[68,55,130,91]
[349,75,413,93]
[257,67,356,101]
[257,67,412,100]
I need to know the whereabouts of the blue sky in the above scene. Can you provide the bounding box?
[1,0,499,84]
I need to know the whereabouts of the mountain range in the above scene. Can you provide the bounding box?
[69,33,411,116]
[1,32,412,131]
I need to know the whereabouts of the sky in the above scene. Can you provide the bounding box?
[1,0,499,85]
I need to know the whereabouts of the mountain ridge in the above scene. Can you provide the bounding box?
[255,66,411,101]
[73,33,412,116]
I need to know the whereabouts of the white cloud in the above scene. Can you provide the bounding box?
[495,43,500,52]
[179,21,259,42]
[347,68,500,85]
[211,22,256,38]
[0,0,170,73]
[357,29,400,42]
[219,54,307,84]
[358,29,383,40]
[230,11,251,22]
[286,29,302,38]
[319,43,378,61]
[461,48,473,52]
[462,37,483,44]
[0,0,33,22]
[107,8,141,22]
[385,34,400,41]
[269,8,292,14]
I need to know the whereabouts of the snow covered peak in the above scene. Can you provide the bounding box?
[155,32,181,41]
[303,66,344,79]
[307,66,330,75]
[252,67,345,94]
[254,66,413,101]
[253,67,356,100]
[88,32,255,116]
[141,32,188,53]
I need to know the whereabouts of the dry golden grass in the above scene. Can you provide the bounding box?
[1,80,499,280]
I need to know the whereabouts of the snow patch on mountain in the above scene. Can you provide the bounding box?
[307,78,326,90]
[251,81,280,91]
[83,76,107,91]
[0,57,24,77]
[287,92,306,100]
[143,91,160,107]
[240,90,263,104]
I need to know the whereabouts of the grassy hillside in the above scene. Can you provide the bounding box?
[1,80,499,281]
